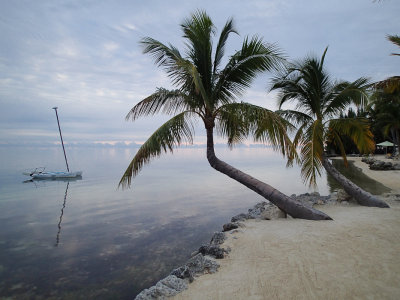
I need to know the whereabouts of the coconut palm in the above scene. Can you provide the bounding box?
[271,47,389,208]
[119,11,331,220]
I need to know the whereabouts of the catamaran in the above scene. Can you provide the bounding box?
[24,107,82,179]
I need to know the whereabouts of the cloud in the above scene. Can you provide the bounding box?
[0,0,398,146]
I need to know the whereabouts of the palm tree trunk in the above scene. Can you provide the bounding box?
[322,156,389,208]
[205,126,332,220]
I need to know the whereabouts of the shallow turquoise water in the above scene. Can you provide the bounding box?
[0,146,386,299]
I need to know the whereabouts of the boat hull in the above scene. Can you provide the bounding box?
[31,171,82,179]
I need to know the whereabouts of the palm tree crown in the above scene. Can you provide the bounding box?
[119,10,291,188]
[271,47,374,186]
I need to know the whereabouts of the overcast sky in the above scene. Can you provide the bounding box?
[0,0,399,146]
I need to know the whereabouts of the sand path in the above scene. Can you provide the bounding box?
[174,159,400,300]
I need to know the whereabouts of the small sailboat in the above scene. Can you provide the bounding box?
[24,107,82,179]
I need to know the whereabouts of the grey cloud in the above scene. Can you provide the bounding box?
[0,0,398,146]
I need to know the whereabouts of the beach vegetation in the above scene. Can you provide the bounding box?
[271,47,389,208]
[119,10,331,220]
[367,34,400,155]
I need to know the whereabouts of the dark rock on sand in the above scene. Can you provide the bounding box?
[198,245,225,259]
[210,231,225,245]
[223,222,239,232]
[231,213,248,222]
[134,275,187,300]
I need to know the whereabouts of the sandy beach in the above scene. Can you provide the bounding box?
[173,157,400,300]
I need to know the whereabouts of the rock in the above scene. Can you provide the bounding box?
[170,253,220,285]
[198,245,225,259]
[370,160,394,170]
[134,275,187,300]
[247,201,269,219]
[290,192,332,206]
[260,205,286,220]
[190,250,199,257]
[210,232,225,245]
[170,265,194,282]
[223,222,239,232]
[337,189,352,202]
[393,163,400,170]
[185,253,219,275]
[384,162,393,169]
[231,213,248,222]
[157,276,188,296]
[362,157,376,165]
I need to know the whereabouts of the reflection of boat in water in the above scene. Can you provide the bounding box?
[55,182,69,247]
[23,107,82,180]
[23,177,73,246]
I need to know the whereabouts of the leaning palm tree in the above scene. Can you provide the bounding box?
[119,11,331,220]
[271,47,389,208]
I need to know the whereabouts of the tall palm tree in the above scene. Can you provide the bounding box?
[271,47,389,208]
[119,11,331,220]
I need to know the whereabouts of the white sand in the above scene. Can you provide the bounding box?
[174,158,400,300]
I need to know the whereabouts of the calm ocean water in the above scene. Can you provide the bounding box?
[0,146,388,299]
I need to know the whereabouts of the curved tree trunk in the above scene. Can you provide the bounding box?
[205,126,332,220]
[322,156,389,208]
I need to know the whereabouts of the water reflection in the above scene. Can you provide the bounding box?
[327,159,391,194]
[55,182,69,247]
[0,147,393,299]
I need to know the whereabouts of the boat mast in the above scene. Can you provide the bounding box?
[52,107,70,172]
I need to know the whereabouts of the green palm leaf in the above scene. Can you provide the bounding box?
[324,78,370,117]
[125,88,192,121]
[215,37,284,105]
[300,120,324,186]
[216,102,296,158]
[387,34,400,56]
[328,118,375,154]
[213,18,238,75]
[119,112,195,188]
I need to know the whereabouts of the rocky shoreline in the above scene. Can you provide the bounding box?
[362,156,400,170]
[134,191,352,300]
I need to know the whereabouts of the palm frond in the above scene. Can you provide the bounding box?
[324,77,370,117]
[300,119,324,186]
[179,59,211,110]
[271,58,330,116]
[276,109,314,127]
[126,88,192,121]
[213,18,238,75]
[181,10,214,95]
[328,117,375,154]
[215,36,285,105]
[140,37,183,75]
[119,112,195,188]
[373,76,400,94]
[216,102,296,158]
[387,34,400,56]
[326,127,348,166]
